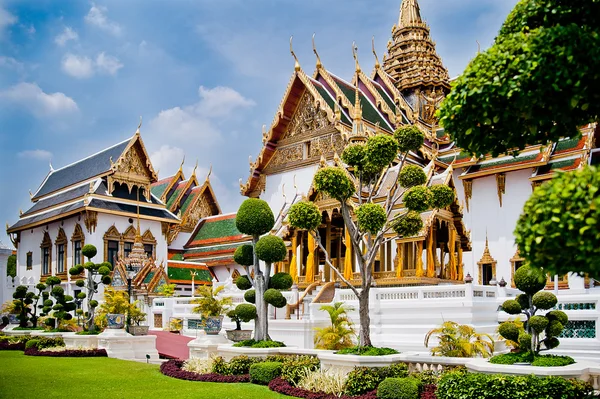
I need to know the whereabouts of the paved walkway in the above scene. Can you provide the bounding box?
[148,330,194,360]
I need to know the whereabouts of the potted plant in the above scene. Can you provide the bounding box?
[192,285,232,335]
[225,304,257,342]
[1,300,20,325]
[128,300,148,336]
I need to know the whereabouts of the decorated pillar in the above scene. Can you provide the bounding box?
[415,241,424,277]
[395,242,403,278]
[439,242,446,279]
[343,228,353,281]
[426,225,435,278]
[289,233,298,283]
[448,228,457,280]
[305,233,316,283]
[325,218,332,282]
[457,246,464,281]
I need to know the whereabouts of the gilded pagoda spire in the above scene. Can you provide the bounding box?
[383,0,450,94]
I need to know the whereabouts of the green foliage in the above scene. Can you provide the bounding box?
[531,354,575,367]
[398,165,426,187]
[364,134,398,170]
[516,293,530,309]
[336,346,399,356]
[236,198,275,236]
[547,310,568,325]
[314,302,355,350]
[89,300,98,308]
[101,276,111,285]
[403,186,432,213]
[97,266,110,276]
[263,289,286,308]
[211,356,230,375]
[233,245,254,267]
[546,320,564,338]
[192,285,232,317]
[501,299,522,315]
[529,315,549,333]
[235,275,252,290]
[392,211,423,237]
[249,362,282,385]
[438,0,600,157]
[228,355,262,375]
[314,167,354,201]
[341,144,367,169]
[81,244,97,260]
[157,283,176,298]
[519,332,532,351]
[437,368,592,399]
[532,291,558,310]
[515,166,600,276]
[6,255,16,279]
[514,264,546,294]
[68,267,80,276]
[424,321,494,358]
[244,289,256,304]
[280,356,320,385]
[268,273,293,290]
[232,339,285,348]
[394,126,424,154]
[255,235,287,264]
[287,201,322,231]
[75,279,85,288]
[45,276,61,286]
[344,364,408,396]
[25,339,40,350]
[228,303,257,328]
[377,377,421,399]
[498,322,521,343]
[489,351,533,365]
[356,203,386,235]
[429,185,455,209]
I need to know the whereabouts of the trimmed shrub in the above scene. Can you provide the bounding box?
[498,322,520,343]
[489,351,533,365]
[336,346,399,356]
[344,364,408,396]
[314,167,355,201]
[519,332,532,351]
[264,288,287,308]
[356,203,386,234]
[532,291,558,310]
[236,198,275,236]
[81,244,97,259]
[232,339,285,348]
[501,299,522,314]
[269,273,293,290]
[395,126,424,153]
[429,185,455,209]
[25,339,40,350]
[364,134,398,170]
[377,377,420,399]
[398,165,427,187]
[244,289,256,304]
[531,354,575,367]
[255,235,287,264]
[514,264,546,294]
[249,362,283,385]
[228,355,262,375]
[547,310,568,325]
[281,355,320,384]
[234,245,254,267]
[529,315,549,333]
[235,276,252,291]
[392,211,423,237]
[288,201,322,231]
[161,359,250,383]
[342,144,366,169]
[403,186,432,213]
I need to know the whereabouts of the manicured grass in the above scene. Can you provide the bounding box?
[0,351,290,399]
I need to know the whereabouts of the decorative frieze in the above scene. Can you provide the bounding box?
[496,173,506,207]
[462,180,472,211]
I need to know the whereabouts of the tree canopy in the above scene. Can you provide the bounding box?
[438,0,600,156]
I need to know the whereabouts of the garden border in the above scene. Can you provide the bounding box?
[159,359,250,383]
[24,348,108,357]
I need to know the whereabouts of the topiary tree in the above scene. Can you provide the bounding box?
[69,244,112,332]
[44,276,76,330]
[288,130,455,346]
[227,303,258,331]
[499,264,567,355]
[234,198,293,341]
[12,285,33,327]
[6,255,16,284]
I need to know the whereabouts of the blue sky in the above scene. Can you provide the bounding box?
[0,0,519,246]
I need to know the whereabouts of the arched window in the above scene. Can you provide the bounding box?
[142,229,157,259]
[122,226,137,258]
[71,224,85,267]
[55,228,67,274]
[41,231,52,276]
[103,226,121,267]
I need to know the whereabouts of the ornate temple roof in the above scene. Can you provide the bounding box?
[167,261,212,285]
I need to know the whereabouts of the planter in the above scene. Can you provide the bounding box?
[204,316,224,335]
[225,329,252,342]
[106,314,125,329]
[129,325,149,336]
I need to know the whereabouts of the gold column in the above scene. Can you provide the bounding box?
[289,233,298,283]
[415,241,424,277]
[448,229,456,280]
[395,242,403,278]
[457,246,464,281]
[439,243,446,279]
[426,225,435,278]
[325,218,332,282]
[305,233,316,283]
[343,228,353,281]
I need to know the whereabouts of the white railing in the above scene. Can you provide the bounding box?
[337,284,500,303]
[590,367,600,390]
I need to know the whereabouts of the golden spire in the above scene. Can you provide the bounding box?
[205,164,212,182]
[398,0,422,27]
[312,33,322,69]
[135,116,142,135]
[372,36,381,69]
[178,155,185,174]
[352,41,361,74]
[290,36,301,72]
[191,159,198,178]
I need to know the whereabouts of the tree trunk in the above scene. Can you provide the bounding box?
[358,286,372,347]
[252,235,268,341]
[87,273,96,332]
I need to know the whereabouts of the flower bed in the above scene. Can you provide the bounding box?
[24,348,107,357]
[268,377,377,399]
[0,341,25,350]
[160,359,250,383]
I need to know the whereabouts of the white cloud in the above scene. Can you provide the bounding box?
[55,26,78,46]
[95,52,123,75]
[0,82,78,117]
[61,52,123,78]
[149,145,186,177]
[0,56,24,71]
[85,3,121,36]
[18,149,53,161]
[147,86,254,145]
[0,6,16,36]
[61,53,94,78]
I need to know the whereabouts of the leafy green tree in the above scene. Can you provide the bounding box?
[234,198,293,341]
[157,283,177,297]
[439,0,600,157]
[6,255,16,282]
[12,286,33,327]
[288,129,454,346]
[500,264,567,355]
[69,244,112,332]
[44,276,76,330]
[314,302,356,350]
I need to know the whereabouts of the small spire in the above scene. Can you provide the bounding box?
[135,116,142,134]
[191,159,198,177]
[399,0,422,28]
[476,40,481,54]
[205,164,212,182]
[178,155,185,173]
[290,36,301,72]
[28,190,33,199]
[312,33,322,69]
[372,36,381,69]
[352,41,361,74]
[49,160,54,172]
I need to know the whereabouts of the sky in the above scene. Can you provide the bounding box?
[0,0,519,247]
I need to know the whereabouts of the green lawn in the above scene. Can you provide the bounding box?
[0,351,290,399]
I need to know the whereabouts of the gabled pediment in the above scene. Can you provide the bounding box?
[108,134,158,200]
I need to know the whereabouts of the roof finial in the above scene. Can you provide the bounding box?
[290,36,301,72]
[136,116,142,134]
[372,36,381,69]
[178,155,185,173]
[352,41,361,73]
[192,159,198,177]
[476,40,481,54]
[206,164,212,182]
[312,33,322,69]
[49,160,54,172]
[399,0,422,28]
[28,190,33,199]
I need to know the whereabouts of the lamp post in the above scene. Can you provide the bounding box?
[126,265,136,333]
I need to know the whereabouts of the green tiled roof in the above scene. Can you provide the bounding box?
[472,153,539,172]
[143,271,155,284]
[335,78,391,131]
[168,267,211,282]
[554,137,582,153]
[187,243,241,254]
[314,85,351,125]
[192,217,242,242]
[439,152,472,163]
[536,158,577,175]
[180,189,199,215]
[151,181,170,199]
[374,85,396,113]
[171,253,184,261]
[166,184,185,209]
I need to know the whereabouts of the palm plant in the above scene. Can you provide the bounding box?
[192,285,232,317]
[424,321,494,358]
[314,302,356,350]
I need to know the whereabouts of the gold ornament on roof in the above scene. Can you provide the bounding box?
[312,33,323,69]
[290,36,301,72]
